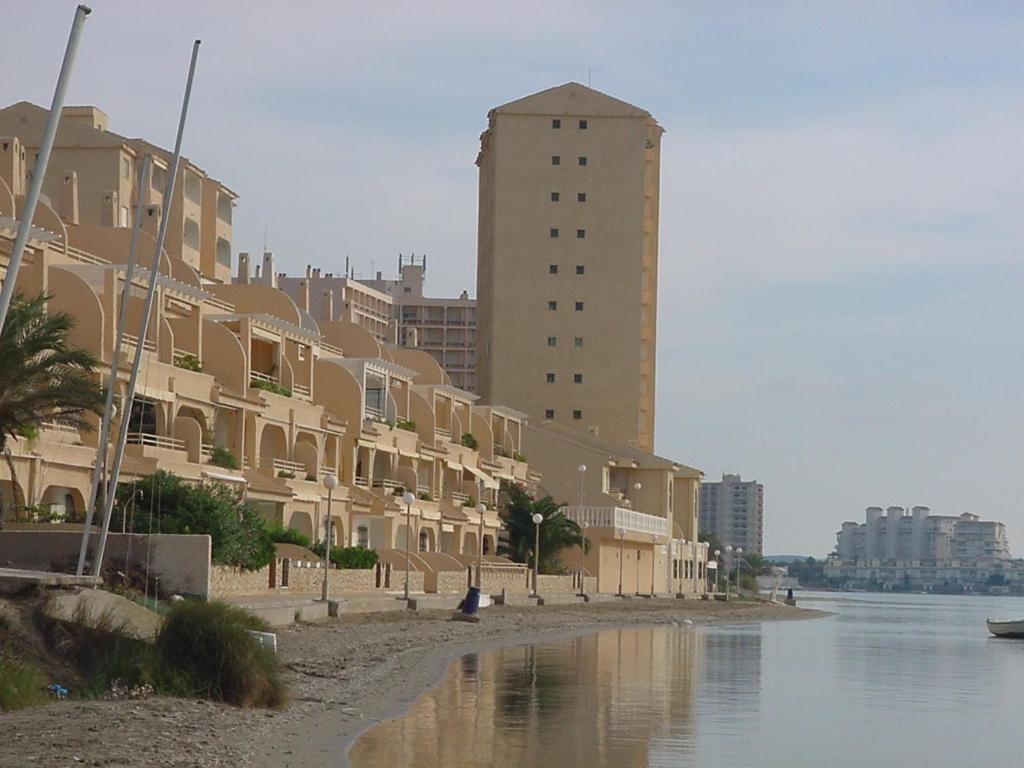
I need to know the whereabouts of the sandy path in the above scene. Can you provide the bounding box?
[0,599,825,768]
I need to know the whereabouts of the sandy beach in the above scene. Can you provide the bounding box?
[0,599,825,768]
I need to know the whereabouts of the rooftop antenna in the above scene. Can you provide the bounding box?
[0,4,91,335]
[587,68,595,87]
[263,223,268,252]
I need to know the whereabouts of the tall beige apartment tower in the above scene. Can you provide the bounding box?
[476,83,662,451]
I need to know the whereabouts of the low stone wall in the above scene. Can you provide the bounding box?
[481,565,529,595]
[436,569,470,594]
[209,565,270,598]
[537,574,581,594]
[0,530,211,597]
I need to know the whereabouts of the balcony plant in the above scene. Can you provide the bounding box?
[493,445,509,458]
[418,492,432,501]
[276,470,296,479]
[210,446,239,470]
[513,451,527,463]
[459,433,478,450]
[0,293,104,528]
[174,353,202,373]
[395,418,417,432]
[251,379,292,398]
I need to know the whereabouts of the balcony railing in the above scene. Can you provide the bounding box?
[126,432,185,451]
[435,426,451,439]
[319,465,336,479]
[450,491,470,504]
[122,333,156,352]
[250,370,276,385]
[40,420,79,434]
[271,458,306,476]
[372,478,404,492]
[354,475,369,487]
[293,383,311,398]
[562,505,669,538]
[319,341,344,358]
[417,484,431,496]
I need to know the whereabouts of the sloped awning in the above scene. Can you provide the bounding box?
[464,465,498,490]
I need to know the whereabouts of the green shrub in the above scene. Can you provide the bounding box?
[174,353,202,372]
[418,492,432,501]
[110,471,275,571]
[251,379,292,398]
[513,451,527,462]
[210,446,239,470]
[313,543,379,570]
[276,470,296,479]
[0,659,46,711]
[267,524,310,550]
[395,418,417,432]
[493,445,509,458]
[155,601,286,708]
[460,433,478,450]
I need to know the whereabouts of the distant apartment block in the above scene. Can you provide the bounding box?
[698,474,764,554]
[476,83,661,450]
[0,101,237,283]
[834,506,1011,565]
[270,258,394,343]
[362,255,477,393]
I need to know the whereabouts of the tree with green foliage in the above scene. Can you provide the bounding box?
[110,471,275,570]
[312,543,379,570]
[498,480,586,573]
[0,293,104,527]
[266,524,310,549]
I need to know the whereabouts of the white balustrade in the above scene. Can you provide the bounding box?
[562,505,669,537]
[126,432,185,451]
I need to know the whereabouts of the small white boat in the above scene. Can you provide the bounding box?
[986,619,1024,639]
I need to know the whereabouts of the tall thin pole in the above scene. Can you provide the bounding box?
[321,487,332,602]
[617,530,624,596]
[91,40,201,577]
[403,498,412,600]
[76,155,151,575]
[0,5,91,335]
[532,519,540,598]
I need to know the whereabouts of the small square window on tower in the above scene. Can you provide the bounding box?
[551,191,560,202]
[574,337,583,347]
[545,409,555,419]
[577,192,587,202]
[547,336,557,347]
[551,155,561,165]
[572,409,583,420]
[574,373,583,383]
[576,265,585,275]
[552,119,561,129]
[548,301,558,311]
[550,228,559,238]
[546,372,556,383]
[578,156,587,166]
[575,301,584,311]
[576,229,586,239]
[579,119,588,129]
[549,264,559,274]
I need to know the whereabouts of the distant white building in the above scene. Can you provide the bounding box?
[698,474,764,554]
[834,506,1010,565]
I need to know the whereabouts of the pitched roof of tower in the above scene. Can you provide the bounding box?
[490,82,654,120]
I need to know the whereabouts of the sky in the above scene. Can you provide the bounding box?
[4,2,1022,555]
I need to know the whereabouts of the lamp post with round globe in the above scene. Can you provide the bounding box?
[531,512,544,597]
[402,490,416,601]
[714,549,722,593]
[321,474,338,603]
[724,545,734,598]
[735,547,744,595]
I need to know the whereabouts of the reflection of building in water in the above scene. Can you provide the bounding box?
[348,626,703,767]
[698,628,762,719]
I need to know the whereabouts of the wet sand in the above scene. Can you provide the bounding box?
[0,599,825,768]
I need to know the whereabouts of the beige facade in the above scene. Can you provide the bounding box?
[0,102,236,284]
[0,146,539,592]
[363,255,478,392]
[523,423,707,596]
[476,83,661,450]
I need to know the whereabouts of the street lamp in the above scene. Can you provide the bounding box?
[531,512,543,597]
[735,547,744,595]
[714,549,721,593]
[321,474,338,603]
[725,545,733,599]
[579,521,589,595]
[476,502,486,587]
[402,490,416,601]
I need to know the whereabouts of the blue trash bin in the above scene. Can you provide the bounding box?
[462,585,481,615]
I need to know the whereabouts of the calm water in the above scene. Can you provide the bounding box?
[348,593,1024,767]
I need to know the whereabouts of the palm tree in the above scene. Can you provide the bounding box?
[0,293,104,526]
[499,481,587,573]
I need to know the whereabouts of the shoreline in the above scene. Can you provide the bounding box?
[0,599,827,767]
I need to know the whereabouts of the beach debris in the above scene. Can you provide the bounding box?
[47,683,68,700]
